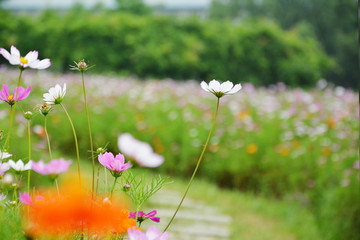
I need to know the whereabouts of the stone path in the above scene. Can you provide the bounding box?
[143,190,232,240]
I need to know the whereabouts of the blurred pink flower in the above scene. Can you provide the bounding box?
[129,210,160,223]
[0,45,51,69]
[118,133,164,168]
[0,84,31,105]
[0,162,10,176]
[128,226,169,240]
[32,159,72,176]
[19,192,44,206]
[98,152,132,177]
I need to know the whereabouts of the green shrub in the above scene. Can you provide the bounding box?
[0,9,333,86]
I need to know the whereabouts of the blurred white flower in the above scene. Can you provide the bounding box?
[43,83,66,105]
[118,133,164,168]
[8,159,31,172]
[0,150,11,160]
[201,79,241,98]
[2,173,14,184]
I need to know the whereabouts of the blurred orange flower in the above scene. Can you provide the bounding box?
[237,111,249,121]
[246,144,258,154]
[22,178,136,238]
[278,145,290,157]
[327,118,336,129]
[322,147,332,156]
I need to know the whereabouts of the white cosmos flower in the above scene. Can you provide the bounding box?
[118,133,164,168]
[43,83,66,105]
[201,79,242,98]
[0,45,51,69]
[8,159,32,172]
[0,150,12,160]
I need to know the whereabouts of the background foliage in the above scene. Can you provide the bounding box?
[0,8,332,87]
[210,0,358,88]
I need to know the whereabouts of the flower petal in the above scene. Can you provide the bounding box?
[208,79,221,91]
[0,48,10,61]
[10,46,20,57]
[33,58,51,69]
[220,81,234,92]
[200,81,210,92]
[25,51,38,62]
[227,83,242,94]
[9,54,20,65]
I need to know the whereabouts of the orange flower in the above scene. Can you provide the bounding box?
[327,118,336,129]
[22,178,136,238]
[246,144,258,154]
[278,145,290,157]
[237,111,249,121]
[322,147,332,156]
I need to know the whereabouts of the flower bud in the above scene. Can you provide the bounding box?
[39,103,51,116]
[96,147,105,155]
[0,130,3,140]
[122,184,131,192]
[24,111,33,120]
[77,60,88,71]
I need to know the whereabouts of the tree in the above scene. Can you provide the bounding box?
[116,0,151,15]
[209,0,358,88]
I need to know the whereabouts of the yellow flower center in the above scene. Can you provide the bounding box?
[20,57,28,64]
[7,95,13,101]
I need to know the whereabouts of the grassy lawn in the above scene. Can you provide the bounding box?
[157,176,322,240]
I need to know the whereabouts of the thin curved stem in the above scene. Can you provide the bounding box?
[27,119,31,193]
[60,103,81,182]
[44,117,52,160]
[81,72,95,198]
[4,69,23,151]
[110,177,118,199]
[163,98,220,232]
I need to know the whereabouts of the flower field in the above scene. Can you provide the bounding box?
[0,64,358,239]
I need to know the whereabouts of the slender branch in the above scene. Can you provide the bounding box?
[4,69,23,151]
[163,98,220,232]
[81,72,95,198]
[60,103,81,182]
[44,117,52,160]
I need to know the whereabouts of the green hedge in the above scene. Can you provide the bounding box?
[0,9,333,86]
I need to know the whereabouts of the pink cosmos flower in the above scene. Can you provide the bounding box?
[129,210,160,223]
[19,192,44,206]
[0,84,31,105]
[128,226,169,240]
[98,152,132,178]
[32,159,72,176]
[0,162,10,176]
[0,45,51,69]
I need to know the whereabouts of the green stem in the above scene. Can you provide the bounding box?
[95,162,101,195]
[55,178,60,197]
[81,72,95,198]
[4,69,23,151]
[163,98,220,232]
[60,103,81,182]
[27,119,31,193]
[110,177,118,199]
[44,117,52,160]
